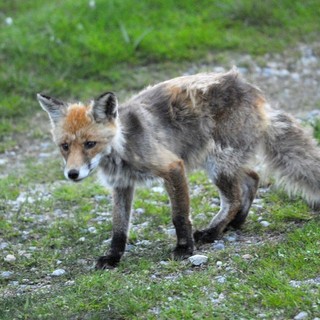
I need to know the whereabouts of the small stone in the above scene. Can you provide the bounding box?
[53,209,65,217]
[135,208,145,214]
[94,195,105,202]
[102,238,112,245]
[242,254,253,260]
[166,228,176,237]
[4,254,16,262]
[5,17,13,26]
[291,73,300,81]
[212,242,225,251]
[195,213,207,221]
[0,242,9,250]
[98,211,111,216]
[51,269,66,277]
[88,226,97,233]
[151,186,165,193]
[294,311,308,320]
[212,198,220,205]
[215,276,226,283]
[216,261,223,267]
[0,159,7,165]
[225,233,237,242]
[125,244,135,252]
[65,280,75,286]
[253,204,264,210]
[260,220,270,227]
[78,237,86,242]
[188,254,208,266]
[1,271,14,279]
[136,240,152,247]
[88,0,96,8]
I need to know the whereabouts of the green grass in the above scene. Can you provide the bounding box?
[1,159,320,319]
[311,118,320,142]
[1,0,320,146]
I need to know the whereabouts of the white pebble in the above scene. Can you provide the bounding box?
[212,242,225,250]
[151,186,165,193]
[1,271,14,278]
[78,237,86,242]
[5,17,13,26]
[260,220,270,227]
[0,242,9,250]
[0,159,7,165]
[102,238,112,245]
[135,208,145,214]
[4,254,16,262]
[88,226,97,233]
[51,269,66,277]
[294,311,308,320]
[188,254,208,266]
[216,261,223,267]
[88,0,96,8]
[166,228,176,237]
[215,276,226,283]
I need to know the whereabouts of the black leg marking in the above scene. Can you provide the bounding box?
[96,232,127,269]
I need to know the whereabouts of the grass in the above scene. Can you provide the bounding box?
[1,158,320,319]
[1,0,320,144]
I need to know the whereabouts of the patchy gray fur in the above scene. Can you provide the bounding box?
[39,69,320,268]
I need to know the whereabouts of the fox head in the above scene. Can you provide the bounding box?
[37,92,123,182]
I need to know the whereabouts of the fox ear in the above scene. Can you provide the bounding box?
[93,92,118,122]
[37,93,66,125]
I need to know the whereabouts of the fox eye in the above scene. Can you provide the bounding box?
[84,141,97,149]
[61,143,69,152]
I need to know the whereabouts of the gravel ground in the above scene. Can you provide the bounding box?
[192,42,320,117]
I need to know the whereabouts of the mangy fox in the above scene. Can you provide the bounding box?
[38,69,320,269]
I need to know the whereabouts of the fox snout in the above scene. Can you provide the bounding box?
[67,169,80,181]
[63,153,102,182]
[64,165,90,182]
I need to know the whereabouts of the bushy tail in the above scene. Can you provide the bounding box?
[263,109,320,208]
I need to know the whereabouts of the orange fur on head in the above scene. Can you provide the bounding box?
[63,104,92,134]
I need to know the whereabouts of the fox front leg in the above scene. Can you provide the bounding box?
[163,161,194,259]
[96,185,135,269]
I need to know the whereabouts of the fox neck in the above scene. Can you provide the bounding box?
[108,117,125,156]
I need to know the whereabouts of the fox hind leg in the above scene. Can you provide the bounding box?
[229,169,259,229]
[194,168,259,244]
[194,172,242,243]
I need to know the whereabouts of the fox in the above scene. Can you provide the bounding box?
[37,69,320,269]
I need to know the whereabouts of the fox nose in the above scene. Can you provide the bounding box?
[68,169,79,180]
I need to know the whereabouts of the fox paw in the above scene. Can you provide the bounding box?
[95,255,120,270]
[172,245,194,260]
[193,228,220,244]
